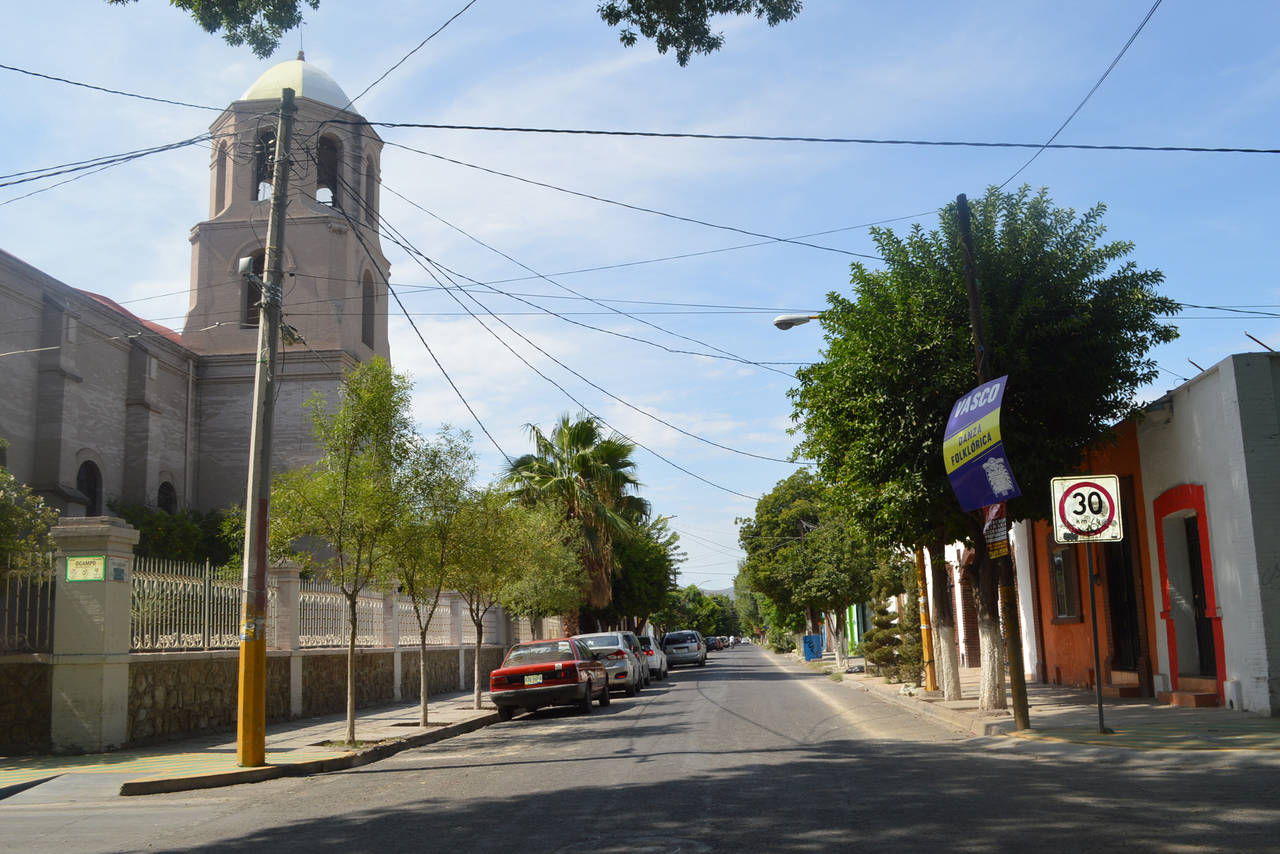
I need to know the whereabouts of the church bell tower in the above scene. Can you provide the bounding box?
[180,55,392,509]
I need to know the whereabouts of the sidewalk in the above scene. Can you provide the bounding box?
[799,652,1280,751]
[0,691,496,799]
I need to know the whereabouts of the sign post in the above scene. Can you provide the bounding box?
[1051,475,1123,734]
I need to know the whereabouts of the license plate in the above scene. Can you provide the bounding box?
[524,674,543,685]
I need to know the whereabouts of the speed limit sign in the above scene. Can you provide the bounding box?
[1051,476,1123,543]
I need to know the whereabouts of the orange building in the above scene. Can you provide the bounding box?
[1025,420,1159,698]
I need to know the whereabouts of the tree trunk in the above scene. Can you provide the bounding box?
[346,593,358,745]
[973,561,1007,710]
[832,610,848,670]
[419,630,430,727]
[928,541,962,701]
[472,619,484,710]
[562,611,580,637]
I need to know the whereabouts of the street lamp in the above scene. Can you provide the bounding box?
[772,313,820,331]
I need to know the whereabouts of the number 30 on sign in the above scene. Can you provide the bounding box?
[1051,476,1123,544]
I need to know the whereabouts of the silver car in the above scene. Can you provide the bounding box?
[574,631,647,695]
[662,630,707,667]
[639,635,668,680]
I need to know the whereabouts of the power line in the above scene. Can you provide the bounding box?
[344,0,481,108]
[382,183,799,376]
[347,119,1280,155]
[381,140,882,260]
[998,0,1163,188]
[348,177,768,498]
[0,62,222,111]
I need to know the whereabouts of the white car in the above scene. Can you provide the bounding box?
[639,635,668,680]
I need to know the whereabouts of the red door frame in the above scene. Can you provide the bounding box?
[1152,484,1225,700]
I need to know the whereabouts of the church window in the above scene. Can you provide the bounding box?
[317,135,342,208]
[364,157,378,225]
[214,143,228,213]
[253,131,276,202]
[362,272,376,348]
[157,481,177,515]
[76,461,103,517]
[242,251,265,326]
[65,316,78,344]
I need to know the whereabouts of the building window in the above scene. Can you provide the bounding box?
[147,355,159,380]
[65,316,78,344]
[214,143,228,213]
[242,251,265,326]
[317,135,342,208]
[253,131,276,201]
[76,461,103,517]
[157,482,177,515]
[362,271,375,348]
[364,157,378,225]
[1051,547,1082,621]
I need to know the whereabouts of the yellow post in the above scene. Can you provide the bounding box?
[916,548,937,691]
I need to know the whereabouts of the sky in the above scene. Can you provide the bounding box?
[2,1,1277,591]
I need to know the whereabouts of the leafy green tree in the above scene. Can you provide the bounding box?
[707,592,740,637]
[449,486,582,709]
[109,0,802,63]
[271,356,414,744]
[650,584,718,637]
[506,413,648,622]
[0,443,58,575]
[737,470,878,665]
[790,186,1178,707]
[106,0,318,59]
[107,501,233,565]
[587,514,683,632]
[599,0,803,65]
[388,427,476,726]
[732,573,765,640]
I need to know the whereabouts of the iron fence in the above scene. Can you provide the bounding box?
[0,559,56,653]
[131,557,241,651]
[298,578,382,648]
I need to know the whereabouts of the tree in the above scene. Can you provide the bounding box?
[599,0,803,66]
[107,501,232,566]
[790,186,1178,708]
[0,442,58,575]
[449,486,582,709]
[506,413,648,622]
[737,469,878,667]
[108,0,802,62]
[389,427,476,727]
[650,584,718,637]
[586,514,683,632]
[271,356,414,744]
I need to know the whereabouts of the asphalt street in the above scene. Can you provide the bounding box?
[6,645,1280,853]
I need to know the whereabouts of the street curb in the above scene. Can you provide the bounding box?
[765,648,1012,737]
[118,711,499,796]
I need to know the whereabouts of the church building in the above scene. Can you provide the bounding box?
[0,56,389,517]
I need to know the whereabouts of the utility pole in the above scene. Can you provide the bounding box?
[955,193,1031,731]
[915,548,937,691]
[237,89,296,767]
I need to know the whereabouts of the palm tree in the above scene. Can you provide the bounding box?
[506,414,648,618]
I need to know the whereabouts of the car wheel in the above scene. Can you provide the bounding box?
[497,705,514,722]
[579,682,594,714]
[625,676,638,697]
[698,656,706,666]
[598,684,611,707]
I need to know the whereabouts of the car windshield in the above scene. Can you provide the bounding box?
[665,632,697,645]
[504,641,577,666]
[580,635,622,649]
[639,637,654,649]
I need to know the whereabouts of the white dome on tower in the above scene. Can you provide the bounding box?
[239,52,352,110]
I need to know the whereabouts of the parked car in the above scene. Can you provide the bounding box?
[488,638,610,721]
[638,635,668,680]
[707,636,723,652]
[574,631,647,694]
[662,630,707,667]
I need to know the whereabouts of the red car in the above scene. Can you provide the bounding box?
[489,638,610,721]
